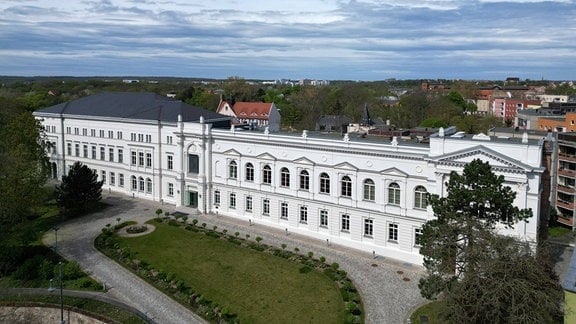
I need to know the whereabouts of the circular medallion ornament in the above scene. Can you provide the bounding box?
[321,155,327,162]
[366,161,373,167]
[415,166,423,173]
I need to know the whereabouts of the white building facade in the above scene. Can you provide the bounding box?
[35,93,546,265]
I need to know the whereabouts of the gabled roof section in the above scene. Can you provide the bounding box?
[334,162,358,171]
[380,167,408,177]
[222,148,241,156]
[35,92,227,123]
[430,145,536,172]
[293,157,315,165]
[256,152,277,161]
[231,102,272,120]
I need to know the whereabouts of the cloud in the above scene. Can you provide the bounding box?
[0,0,574,79]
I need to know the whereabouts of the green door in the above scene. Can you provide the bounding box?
[188,191,198,208]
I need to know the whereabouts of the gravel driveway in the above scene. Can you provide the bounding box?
[44,192,426,324]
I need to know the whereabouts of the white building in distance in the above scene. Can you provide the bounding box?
[34,92,546,265]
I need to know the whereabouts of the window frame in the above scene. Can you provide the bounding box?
[280,167,290,187]
[320,173,330,194]
[228,160,238,179]
[262,165,272,184]
[299,170,310,190]
[363,178,375,201]
[245,163,254,182]
[388,182,401,205]
[341,214,350,232]
[414,186,428,209]
[341,175,352,197]
[388,223,398,242]
[364,219,373,237]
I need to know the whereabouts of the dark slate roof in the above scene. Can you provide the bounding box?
[35,92,228,123]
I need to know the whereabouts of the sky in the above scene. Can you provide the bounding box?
[0,0,575,81]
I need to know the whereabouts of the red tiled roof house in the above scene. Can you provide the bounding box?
[217,99,281,132]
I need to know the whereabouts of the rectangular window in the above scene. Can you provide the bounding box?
[66,143,72,155]
[167,136,173,144]
[281,202,288,219]
[108,130,114,138]
[74,143,80,156]
[299,206,308,223]
[117,131,122,139]
[167,155,173,170]
[91,129,96,137]
[74,127,79,135]
[414,228,423,246]
[100,147,105,160]
[263,199,270,215]
[101,170,106,184]
[118,149,123,164]
[146,134,152,143]
[131,133,136,141]
[131,151,137,166]
[229,193,236,209]
[119,174,124,187]
[168,183,174,196]
[320,210,329,227]
[83,145,88,158]
[388,223,398,241]
[246,196,253,212]
[91,145,96,159]
[99,130,104,137]
[341,214,350,232]
[146,153,152,168]
[66,127,71,134]
[214,190,221,205]
[138,152,144,166]
[109,148,114,162]
[82,128,87,136]
[110,172,115,185]
[138,134,144,142]
[188,154,199,173]
[364,219,373,237]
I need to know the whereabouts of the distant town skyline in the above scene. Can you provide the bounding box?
[1,0,575,81]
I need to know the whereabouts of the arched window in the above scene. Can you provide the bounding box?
[228,160,237,179]
[245,163,254,181]
[131,176,137,190]
[146,178,152,193]
[319,173,330,194]
[341,176,352,197]
[299,170,310,190]
[363,179,375,201]
[262,165,272,184]
[414,186,428,209]
[388,182,400,205]
[280,167,290,187]
[138,176,145,192]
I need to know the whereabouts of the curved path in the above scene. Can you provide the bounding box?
[43,194,206,324]
[44,193,426,324]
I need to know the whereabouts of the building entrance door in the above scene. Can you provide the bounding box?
[187,191,198,208]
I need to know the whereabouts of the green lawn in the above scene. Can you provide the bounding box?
[410,300,447,324]
[116,222,346,323]
[549,225,572,238]
[566,291,576,324]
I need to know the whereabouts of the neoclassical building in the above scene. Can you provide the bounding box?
[34,92,546,264]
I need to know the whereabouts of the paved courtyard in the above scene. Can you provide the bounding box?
[45,192,428,323]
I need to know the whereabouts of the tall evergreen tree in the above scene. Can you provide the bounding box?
[418,159,562,322]
[56,161,103,216]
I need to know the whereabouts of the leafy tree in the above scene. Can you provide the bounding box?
[419,159,532,298]
[418,159,562,322]
[0,106,49,227]
[56,161,103,216]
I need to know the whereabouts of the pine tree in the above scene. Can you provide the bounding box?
[56,161,103,216]
[418,159,563,322]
